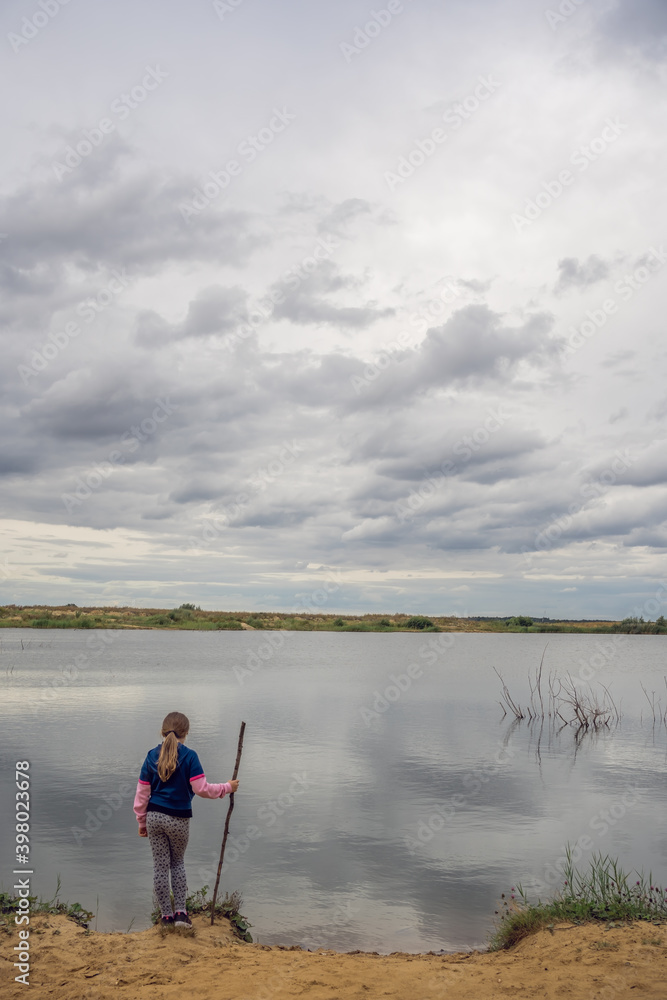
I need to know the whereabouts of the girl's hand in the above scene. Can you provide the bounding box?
[139,827,148,837]
[228,780,240,793]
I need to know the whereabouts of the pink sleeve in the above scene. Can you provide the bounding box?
[134,780,151,826]
[190,776,232,799]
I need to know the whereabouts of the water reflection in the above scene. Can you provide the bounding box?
[1,629,666,952]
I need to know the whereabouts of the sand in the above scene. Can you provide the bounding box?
[2,915,665,999]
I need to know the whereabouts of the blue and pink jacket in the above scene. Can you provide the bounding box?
[134,742,232,828]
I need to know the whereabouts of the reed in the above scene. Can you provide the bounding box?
[495,655,624,733]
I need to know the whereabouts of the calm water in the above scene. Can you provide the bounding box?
[1,628,666,952]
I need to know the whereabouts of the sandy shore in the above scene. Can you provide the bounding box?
[3,914,665,999]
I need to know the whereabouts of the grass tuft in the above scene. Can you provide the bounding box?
[150,886,252,942]
[489,850,667,951]
[0,876,94,932]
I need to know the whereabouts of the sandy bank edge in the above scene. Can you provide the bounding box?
[2,914,666,999]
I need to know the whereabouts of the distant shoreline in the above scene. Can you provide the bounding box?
[1,605,662,635]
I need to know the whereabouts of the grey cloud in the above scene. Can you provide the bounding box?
[0,261,68,330]
[358,305,560,407]
[0,262,61,299]
[141,507,178,521]
[457,278,492,294]
[349,478,422,504]
[21,369,179,443]
[462,455,546,486]
[554,255,610,294]
[382,305,557,399]
[623,528,667,548]
[168,481,233,505]
[508,487,667,551]
[601,350,636,369]
[278,305,559,415]
[38,132,135,190]
[373,431,547,483]
[596,0,667,60]
[234,506,313,529]
[570,504,667,542]
[135,286,248,345]
[278,192,323,216]
[425,526,498,552]
[0,450,39,476]
[277,298,393,329]
[0,150,266,276]
[316,198,374,235]
[620,444,667,487]
[650,397,667,421]
[270,260,395,329]
[180,287,248,338]
[315,198,393,236]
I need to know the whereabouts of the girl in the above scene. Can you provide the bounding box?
[134,711,240,927]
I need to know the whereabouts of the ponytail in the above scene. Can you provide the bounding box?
[157,711,189,782]
[157,732,180,782]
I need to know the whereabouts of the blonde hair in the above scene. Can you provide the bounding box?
[157,712,189,782]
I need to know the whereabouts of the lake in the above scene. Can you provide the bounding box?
[1,628,665,953]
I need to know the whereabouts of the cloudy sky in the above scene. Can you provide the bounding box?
[1,0,666,617]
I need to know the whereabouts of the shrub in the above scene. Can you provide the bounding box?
[29,616,93,628]
[610,616,667,635]
[405,616,434,630]
[145,614,171,626]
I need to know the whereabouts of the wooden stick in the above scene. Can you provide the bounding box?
[210,721,246,925]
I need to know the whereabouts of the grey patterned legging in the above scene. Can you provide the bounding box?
[146,811,190,916]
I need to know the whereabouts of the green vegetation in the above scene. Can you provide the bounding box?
[490,852,667,951]
[151,886,252,941]
[0,877,94,933]
[404,615,436,630]
[0,880,250,941]
[0,605,663,634]
[609,616,667,634]
[505,615,534,629]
